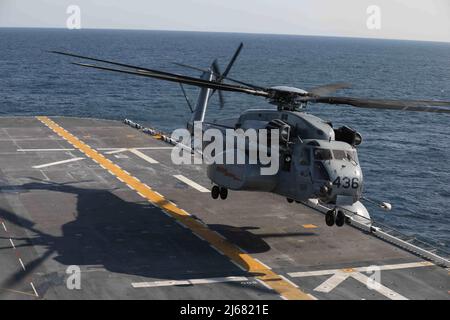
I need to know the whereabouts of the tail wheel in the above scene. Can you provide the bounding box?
[336,210,346,227]
[211,185,220,199]
[287,198,294,203]
[219,187,228,200]
[325,209,336,227]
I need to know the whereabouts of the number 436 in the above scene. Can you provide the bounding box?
[333,177,359,189]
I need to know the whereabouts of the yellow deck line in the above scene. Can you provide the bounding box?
[36,116,311,300]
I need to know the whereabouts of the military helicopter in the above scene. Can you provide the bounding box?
[52,44,450,227]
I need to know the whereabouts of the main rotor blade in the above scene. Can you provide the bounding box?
[211,59,225,108]
[173,62,208,73]
[71,62,270,97]
[173,62,263,89]
[311,96,450,113]
[221,42,244,79]
[308,82,352,97]
[51,50,183,79]
[53,50,264,91]
[179,83,194,113]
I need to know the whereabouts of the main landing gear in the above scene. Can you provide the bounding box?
[211,185,228,200]
[325,208,346,227]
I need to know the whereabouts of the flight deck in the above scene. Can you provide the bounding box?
[0,116,448,300]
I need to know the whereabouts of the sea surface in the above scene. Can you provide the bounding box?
[1,28,449,250]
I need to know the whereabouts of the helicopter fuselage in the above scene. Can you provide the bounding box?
[204,109,367,220]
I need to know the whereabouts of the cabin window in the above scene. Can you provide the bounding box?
[299,148,311,165]
[314,161,330,181]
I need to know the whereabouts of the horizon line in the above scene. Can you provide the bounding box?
[1,26,449,45]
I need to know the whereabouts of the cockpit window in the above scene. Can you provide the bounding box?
[313,148,332,161]
[346,150,356,162]
[332,150,346,160]
[347,150,358,164]
[333,149,358,164]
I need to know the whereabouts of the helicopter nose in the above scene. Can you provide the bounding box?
[326,164,363,197]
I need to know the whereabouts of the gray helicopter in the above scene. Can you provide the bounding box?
[52,44,450,227]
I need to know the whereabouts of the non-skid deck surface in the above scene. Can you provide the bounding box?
[0,117,448,300]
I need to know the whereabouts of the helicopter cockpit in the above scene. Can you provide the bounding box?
[313,148,358,165]
[302,140,363,203]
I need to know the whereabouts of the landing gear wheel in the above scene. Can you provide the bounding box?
[336,210,345,227]
[211,185,220,199]
[287,198,294,203]
[325,209,336,227]
[219,187,228,200]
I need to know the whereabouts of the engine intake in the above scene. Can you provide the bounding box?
[334,126,362,146]
[266,119,291,144]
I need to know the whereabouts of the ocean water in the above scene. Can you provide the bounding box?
[1,28,449,249]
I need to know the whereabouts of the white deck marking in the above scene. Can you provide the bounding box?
[288,261,433,299]
[288,261,434,278]
[231,260,247,272]
[98,147,173,151]
[32,157,85,169]
[132,276,248,288]
[30,282,39,297]
[192,233,206,241]
[19,258,26,271]
[256,279,273,290]
[173,175,210,193]
[279,275,299,288]
[289,269,339,278]
[209,244,225,255]
[18,147,171,153]
[17,148,75,152]
[314,272,350,293]
[104,148,127,155]
[1,222,7,232]
[357,261,434,272]
[253,258,272,270]
[136,147,173,150]
[351,272,408,300]
[40,170,50,181]
[9,238,16,249]
[128,148,159,164]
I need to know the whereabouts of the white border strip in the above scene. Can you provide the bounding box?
[132,276,248,288]
[173,175,210,193]
[32,157,85,169]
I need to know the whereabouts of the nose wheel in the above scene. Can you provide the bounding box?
[325,209,346,227]
[219,187,228,200]
[325,209,336,226]
[335,210,346,227]
[211,185,220,199]
[211,185,228,200]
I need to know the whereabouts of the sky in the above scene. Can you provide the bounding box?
[0,0,449,42]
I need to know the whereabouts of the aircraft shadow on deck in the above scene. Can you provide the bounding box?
[0,180,316,297]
